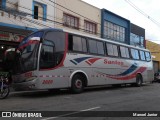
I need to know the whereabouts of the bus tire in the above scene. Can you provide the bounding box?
[136,74,142,87]
[71,74,84,94]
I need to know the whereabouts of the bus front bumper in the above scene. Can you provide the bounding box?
[12,79,38,91]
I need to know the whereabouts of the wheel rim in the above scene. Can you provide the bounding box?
[75,79,82,89]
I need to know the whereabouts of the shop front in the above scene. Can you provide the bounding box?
[0,24,36,72]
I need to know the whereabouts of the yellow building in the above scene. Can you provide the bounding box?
[55,0,101,37]
[146,40,160,73]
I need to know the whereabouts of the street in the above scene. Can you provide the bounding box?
[1,83,160,120]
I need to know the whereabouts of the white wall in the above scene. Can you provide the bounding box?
[56,0,101,37]
[0,0,55,29]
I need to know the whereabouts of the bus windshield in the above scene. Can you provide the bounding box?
[39,31,65,69]
[14,32,43,74]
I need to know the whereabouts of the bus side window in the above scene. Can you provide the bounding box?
[106,43,118,57]
[130,49,139,60]
[120,46,130,58]
[88,39,104,55]
[88,40,97,54]
[68,35,87,53]
[97,41,105,55]
[72,36,87,53]
[140,51,146,60]
[145,52,151,61]
[68,35,73,51]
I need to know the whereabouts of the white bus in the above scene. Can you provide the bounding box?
[11,28,154,93]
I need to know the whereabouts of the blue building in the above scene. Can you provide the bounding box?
[101,9,145,48]
[101,9,131,45]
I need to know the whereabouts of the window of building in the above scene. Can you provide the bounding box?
[120,46,130,58]
[130,33,144,48]
[104,21,125,42]
[84,20,97,34]
[140,51,145,60]
[0,0,6,9]
[106,43,118,56]
[33,1,47,21]
[88,40,104,55]
[63,13,79,29]
[130,49,139,60]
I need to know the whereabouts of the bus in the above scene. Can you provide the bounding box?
[11,28,154,93]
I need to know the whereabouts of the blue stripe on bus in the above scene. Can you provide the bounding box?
[70,60,78,65]
[73,57,92,64]
[117,64,138,76]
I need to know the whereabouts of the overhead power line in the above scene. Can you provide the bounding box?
[2,0,102,35]
[2,0,160,42]
[124,0,160,27]
[0,3,102,36]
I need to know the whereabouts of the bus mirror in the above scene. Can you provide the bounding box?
[4,48,16,61]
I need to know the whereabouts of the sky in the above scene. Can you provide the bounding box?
[82,0,160,44]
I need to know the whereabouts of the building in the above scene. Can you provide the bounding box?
[101,9,131,45]
[101,9,146,48]
[130,23,145,48]
[146,40,160,73]
[55,0,101,37]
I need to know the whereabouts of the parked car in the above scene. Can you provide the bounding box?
[153,72,160,82]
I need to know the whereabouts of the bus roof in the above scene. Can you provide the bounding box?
[38,28,150,52]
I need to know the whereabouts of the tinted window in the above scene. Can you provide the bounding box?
[145,52,151,61]
[40,31,65,69]
[40,40,55,69]
[82,38,87,52]
[72,36,87,52]
[131,49,139,60]
[89,40,97,54]
[106,43,118,56]
[44,31,65,52]
[140,51,146,60]
[89,40,105,55]
[97,41,105,55]
[120,46,130,58]
[73,36,82,51]
[68,35,87,53]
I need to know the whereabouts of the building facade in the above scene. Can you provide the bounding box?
[101,9,131,44]
[130,23,145,48]
[55,0,101,37]
[0,0,55,70]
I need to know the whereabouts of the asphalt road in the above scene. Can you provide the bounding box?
[1,83,160,120]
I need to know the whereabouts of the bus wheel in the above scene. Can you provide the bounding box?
[136,74,142,87]
[71,74,84,94]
